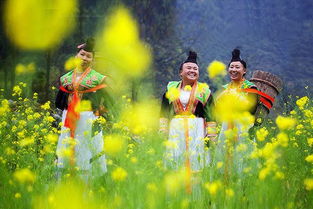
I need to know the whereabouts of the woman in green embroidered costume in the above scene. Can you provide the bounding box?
[214,49,259,179]
[160,51,216,174]
[55,39,111,175]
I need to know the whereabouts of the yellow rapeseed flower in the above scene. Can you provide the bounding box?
[225,188,234,197]
[75,100,92,112]
[99,6,151,78]
[296,96,309,109]
[204,181,221,196]
[120,100,159,135]
[166,87,180,102]
[15,63,35,75]
[184,85,192,91]
[258,167,270,180]
[304,178,313,190]
[307,138,313,147]
[41,101,51,110]
[276,132,289,147]
[111,167,128,181]
[305,154,313,163]
[64,57,82,71]
[103,134,126,156]
[217,161,223,169]
[256,127,269,142]
[13,168,36,184]
[15,193,21,198]
[19,137,35,147]
[207,60,226,79]
[12,85,22,96]
[275,116,296,130]
[4,0,77,50]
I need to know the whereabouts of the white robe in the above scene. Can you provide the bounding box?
[56,110,107,173]
[165,90,210,171]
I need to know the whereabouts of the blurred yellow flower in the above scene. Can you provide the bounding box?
[204,181,221,196]
[15,63,36,75]
[103,134,126,156]
[258,167,270,180]
[120,100,159,135]
[215,90,255,122]
[15,193,21,198]
[166,87,180,102]
[75,100,92,112]
[19,137,35,147]
[277,132,289,147]
[184,85,192,91]
[0,99,10,115]
[164,169,186,194]
[304,178,313,190]
[207,60,226,79]
[305,154,313,163]
[13,168,36,184]
[4,0,77,50]
[275,116,296,130]
[99,6,151,78]
[64,57,82,71]
[256,127,269,142]
[111,167,128,181]
[296,96,309,109]
[225,188,234,197]
[217,161,223,169]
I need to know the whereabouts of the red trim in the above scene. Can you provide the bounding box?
[241,88,275,109]
[242,88,274,103]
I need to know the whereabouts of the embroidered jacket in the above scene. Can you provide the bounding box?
[160,81,215,122]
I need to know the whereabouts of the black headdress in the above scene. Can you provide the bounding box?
[184,51,198,64]
[229,48,246,68]
[179,51,198,72]
[77,38,95,54]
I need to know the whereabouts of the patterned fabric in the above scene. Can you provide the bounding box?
[60,69,105,88]
[167,81,211,105]
[223,79,257,90]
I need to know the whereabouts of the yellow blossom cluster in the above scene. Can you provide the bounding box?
[207,60,226,79]
[4,0,77,50]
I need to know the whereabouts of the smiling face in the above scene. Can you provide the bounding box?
[76,49,93,70]
[180,62,199,84]
[228,61,246,82]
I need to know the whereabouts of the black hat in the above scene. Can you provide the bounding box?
[77,38,95,54]
[184,51,198,64]
[229,48,246,68]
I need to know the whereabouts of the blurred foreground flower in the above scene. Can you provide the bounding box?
[111,167,128,181]
[98,6,151,78]
[15,63,35,75]
[120,100,159,135]
[275,116,296,130]
[34,180,100,209]
[103,134,126,156]
[214,90,255,123]
[4,0,77,50]
[304,178,313,191]
[166,87,180,102]
[13,168,36,184]
[64,57,82,71]
[207,60,226,79]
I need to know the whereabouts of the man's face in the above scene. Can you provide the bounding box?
[228,61,246,82]
[180,62,199,83]
[76,49,93,69]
